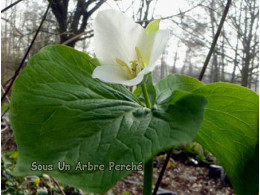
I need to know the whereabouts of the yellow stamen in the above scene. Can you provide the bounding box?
[135,47,142,62]
[115,47,146,78]
[135,47,145,68]
[116,58,132,75]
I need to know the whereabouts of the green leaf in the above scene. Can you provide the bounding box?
[89,57,100,67]
[155,75,259,194]
[145,19,160,35]
[133,85,142,97]
[5,151,18,159]
[44,44,96,75]
[155,74,204,104]
[10,45,207,193]
[133,73,156,106]
[193,83,259,195]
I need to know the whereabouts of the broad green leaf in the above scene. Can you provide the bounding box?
[89,57,100,67]
[193,83,259,195]
[41,45,96,75]
[155,75,259,194]
[145,19,160,35]
[10,45,207,193]
[155,74,204,104]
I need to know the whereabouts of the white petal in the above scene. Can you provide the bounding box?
[92,65,129,84]
[146,30,170,71]
[122,74,145,86]
[94,10,145,66]
[136,32,155,65]
[92,65,145,86]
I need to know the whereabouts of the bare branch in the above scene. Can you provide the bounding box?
[1,17,24,36]
[1,0,23,13]
[198,0,232,80]
[62,30,93,45]
[1,0,54,102]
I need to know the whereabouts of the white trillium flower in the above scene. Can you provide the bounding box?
[92,10,170,86]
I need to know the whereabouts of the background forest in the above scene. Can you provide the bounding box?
[1,0,259,91]
[1,0,259,194]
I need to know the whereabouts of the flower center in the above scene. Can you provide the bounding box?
[116,47,146,78]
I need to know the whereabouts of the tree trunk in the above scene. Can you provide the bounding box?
[209,0,219,82]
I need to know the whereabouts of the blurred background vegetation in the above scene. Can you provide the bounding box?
[1,0,259,90]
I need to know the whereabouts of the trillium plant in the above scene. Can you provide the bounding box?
[10,10,258,195]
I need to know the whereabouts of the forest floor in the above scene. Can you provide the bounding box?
[111,160,235,195]
[2,117,235,195]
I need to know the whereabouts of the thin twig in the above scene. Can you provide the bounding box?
[198,0,232,81]
[153,1,232,194]
[2,77,13,88]
[1,17,24,36]
[1,86,10,124]
[50,176,66,195]
[62,30,93,45]
[136,2,203,24]
[1,0,23,13]
[1,123,9,133]
[153,149,172,195]
[2,132,14,148]
[1,0,53,102]
[1,85,10,103]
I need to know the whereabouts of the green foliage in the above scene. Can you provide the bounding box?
[155,74,204,104]
[133,73,156,106]
[2,151,37,195]
[1,151,84,195]
[10,45,207,193]
[89,57,100,67]
[156,75,259,195]
[122,191,131,195]
[185,143,205,161]
[193,83,259,195]
[10,45,258,194]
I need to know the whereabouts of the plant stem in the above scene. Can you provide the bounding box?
[141,82,153,195]
[141,83,152,109]
[143,158,153,195]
